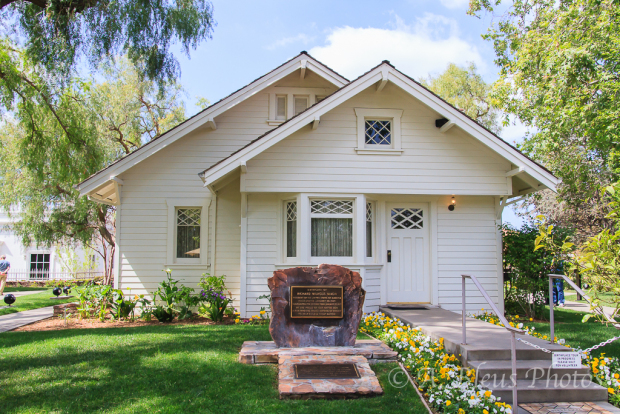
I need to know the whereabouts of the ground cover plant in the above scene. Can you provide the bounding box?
[473,307,620,406]
[360,312,512,414]
[0,289,75,317]
[0,324,429,414]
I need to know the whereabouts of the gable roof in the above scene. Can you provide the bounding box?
[199,61,559,194]
[76,51,349,196]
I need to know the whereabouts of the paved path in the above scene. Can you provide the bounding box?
[0,306,54,333]
[563,300,617,318]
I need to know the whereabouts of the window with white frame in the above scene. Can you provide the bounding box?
[366,202,373,257]
[310,200,353,257]
[354,108,404,153]
[176,208,201,259]
[29,253,50,280]
[276,95,287,120]
[286,201,297,257]
[294,96,309,116]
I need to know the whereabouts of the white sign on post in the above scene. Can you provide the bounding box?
[552,352,581,369]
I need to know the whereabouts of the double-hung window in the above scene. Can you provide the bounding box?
[294,96,309,116]
[310,200,354,257]
[276,95,287,120]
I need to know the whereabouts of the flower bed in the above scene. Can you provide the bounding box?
[472,311,620,407]
[360,312,513,414]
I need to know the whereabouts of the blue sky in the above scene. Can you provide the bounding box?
[174,0,527,227]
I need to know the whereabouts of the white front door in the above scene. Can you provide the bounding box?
[387,204,430,303]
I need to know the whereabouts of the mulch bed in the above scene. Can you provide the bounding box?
[13,315,235,332]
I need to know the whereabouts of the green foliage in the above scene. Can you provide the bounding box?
[198,273,232,322]
[75,283,112,320]
[0,49,186,284]
[1,0,215,85]
[109,288,150,321]
[152,269,200,322]
[422,62,502,134]
[469,0,620,234]
[503,222,572,318]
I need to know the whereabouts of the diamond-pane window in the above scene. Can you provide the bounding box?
[177,208,201,258]
[286,201,297,257]
[391,208,423,230]
[311,200,354,215]
[365,120,392,145]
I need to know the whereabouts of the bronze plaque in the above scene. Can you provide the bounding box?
[290,286,343,318]
[294,363,360,379]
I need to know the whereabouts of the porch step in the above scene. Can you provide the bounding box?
[462,346,559,361]
[487,379,608,404]
[467,359,591,380]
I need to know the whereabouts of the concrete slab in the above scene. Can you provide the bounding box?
[278,354,383,399]
[380,307,571,360]
[0,306,54,333]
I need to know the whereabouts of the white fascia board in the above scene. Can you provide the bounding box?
[77,55,347,196]
[387,70,559,191]
[202,70,385,186]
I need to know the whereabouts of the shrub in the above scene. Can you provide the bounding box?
[198,274,232,322]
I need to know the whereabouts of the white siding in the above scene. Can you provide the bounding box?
[245,194,278,315]
[436,196,500,312]
[363,266,382,312]
[117,91,270,298]
[244,83,511,194]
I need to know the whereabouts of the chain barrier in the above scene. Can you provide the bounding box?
[518,335,620,355]
[516,337,552,353]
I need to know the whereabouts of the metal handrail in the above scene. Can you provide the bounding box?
[462,274,524,408]
[548,274,620,344]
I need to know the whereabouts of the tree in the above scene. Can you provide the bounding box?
[469,0,620,235]
[421,62,502,135]
[0,50,186,284]
[0,0,215,84]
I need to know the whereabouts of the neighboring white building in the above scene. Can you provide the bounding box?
[0,207,105,281]
[76,53,558,317]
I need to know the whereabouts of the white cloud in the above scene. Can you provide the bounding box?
[309,14,486,81]
[438,0,471,9]
[500,115,537,146]
[266,33,315,51]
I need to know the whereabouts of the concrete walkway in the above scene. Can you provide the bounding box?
[563,300,617,318]
[381,307,569,357]
[0,306,54,333]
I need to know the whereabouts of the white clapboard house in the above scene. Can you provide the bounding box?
[77,52,558,317]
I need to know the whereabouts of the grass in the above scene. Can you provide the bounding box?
[524,306,620,358]
[565,288,617,308]
[0,324,428,414]
[0,289,75,316]
[3,287,48,293]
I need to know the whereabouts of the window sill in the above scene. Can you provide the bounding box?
[355,148,403,155]
[267,119,285,126]
[164,263,210,270]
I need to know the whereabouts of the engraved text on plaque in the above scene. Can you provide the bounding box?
[290,286,344,318]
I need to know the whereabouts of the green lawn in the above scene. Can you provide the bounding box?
[565,289,616,308]
[3,287,48,292]
[0,289,75,316]
[525,307,620,358]
[0,324,428,414]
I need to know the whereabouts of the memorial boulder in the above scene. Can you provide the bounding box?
[268,264,366,348]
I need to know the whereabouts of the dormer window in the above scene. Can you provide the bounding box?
[294,96,309,116]
[276,95,287,120]
[354,108,404,155]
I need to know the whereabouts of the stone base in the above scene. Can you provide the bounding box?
[278,355,383,399]
[239,339,398,365]
[53,302,79,317]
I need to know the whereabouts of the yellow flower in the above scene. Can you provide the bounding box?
[615,373,619,379]
[459,409,466,414]
[260,310,266,315]
[530,318,533,321]
[515,315,519,319]
[484,390,492,398]
[609,388,615,394]
[484,410,489,414]
[446,401,451,406]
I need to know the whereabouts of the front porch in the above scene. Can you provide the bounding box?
[380,307,609,405]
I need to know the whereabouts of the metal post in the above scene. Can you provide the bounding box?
[549,276,555,344]
[510,331,518,409]
[462,276,466,345]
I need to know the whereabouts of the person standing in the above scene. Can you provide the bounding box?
[553,261,566,307]
[0,255,10,295]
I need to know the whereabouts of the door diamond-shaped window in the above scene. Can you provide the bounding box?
[391,208,423,229]
[365,120,392,145]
